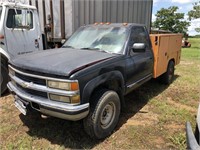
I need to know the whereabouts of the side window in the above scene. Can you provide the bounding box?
[6,9,33,29]
[131,26,149,48]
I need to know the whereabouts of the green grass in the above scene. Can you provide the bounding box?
[169,133,186,150]
[0,38,199,149]
[181,38,200,60]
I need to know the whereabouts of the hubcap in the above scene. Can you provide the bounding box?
[100,102,116,129]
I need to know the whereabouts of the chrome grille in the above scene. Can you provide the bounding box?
[8,65,79,99]
[15,72,46,85]
[16,83,48,98]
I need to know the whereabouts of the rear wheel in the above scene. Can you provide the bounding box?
[83,90,121,139]
[160,61,175,85]
[1,62,8,95]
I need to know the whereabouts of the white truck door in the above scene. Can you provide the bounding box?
[4,8,43,57]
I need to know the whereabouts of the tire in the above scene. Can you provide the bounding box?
[1,62,8,95]
[195,125,199,144]
[83,90,121,139]
[160,61,175,85]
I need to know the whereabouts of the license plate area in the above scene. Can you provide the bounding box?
[14,97,28,115]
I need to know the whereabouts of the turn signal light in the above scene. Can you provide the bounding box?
[123,23,128,26]
[94,22,99,25]
[71,82,79,91]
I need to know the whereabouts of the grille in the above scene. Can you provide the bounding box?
[15,72,46,85]
[16,83,48,98]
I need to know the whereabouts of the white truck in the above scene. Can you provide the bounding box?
[0,1,44,94]
[0,0,153,95]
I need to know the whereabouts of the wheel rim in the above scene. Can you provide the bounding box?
[100,102,116,129]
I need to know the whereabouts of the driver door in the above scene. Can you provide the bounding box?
[126,26,153,89]
[4,8,42,57]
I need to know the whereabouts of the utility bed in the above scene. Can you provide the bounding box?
[150,34,182,78]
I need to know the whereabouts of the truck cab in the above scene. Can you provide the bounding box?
[0,1,43,95]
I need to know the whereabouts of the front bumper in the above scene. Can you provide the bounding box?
[8,82,89,121]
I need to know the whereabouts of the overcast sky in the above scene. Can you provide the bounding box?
[152,0,200,36]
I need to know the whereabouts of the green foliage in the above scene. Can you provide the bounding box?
[188,1,200,33]
[153,6,190,34]
[188,1,200,21]
[195,28,200,33]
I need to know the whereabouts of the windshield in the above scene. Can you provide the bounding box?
[64,26,128,54]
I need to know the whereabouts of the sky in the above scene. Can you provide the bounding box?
[152,0,200,36]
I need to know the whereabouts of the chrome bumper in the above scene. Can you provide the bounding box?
[7,82,89,121]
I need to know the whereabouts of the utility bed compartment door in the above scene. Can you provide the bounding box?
[157,36,169,76]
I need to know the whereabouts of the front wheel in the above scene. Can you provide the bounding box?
[83,90,121,139]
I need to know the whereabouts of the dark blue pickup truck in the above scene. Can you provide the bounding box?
[7,23,179,139]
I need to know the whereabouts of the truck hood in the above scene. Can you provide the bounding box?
[10,48,118,76]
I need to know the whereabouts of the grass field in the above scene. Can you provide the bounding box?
[0,38,199,149]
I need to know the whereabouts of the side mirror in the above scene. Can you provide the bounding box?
[132,43,146,52]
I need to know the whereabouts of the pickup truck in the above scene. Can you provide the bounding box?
[7,23,182,139]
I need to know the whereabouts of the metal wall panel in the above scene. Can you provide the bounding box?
[52,0,61,38]
[29,0,152,40]
[64,0,73,37]
[72,0,153,32]
[38,0,44,33]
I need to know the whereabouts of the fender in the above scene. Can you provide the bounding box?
[82,70,125,103]
[0,47,10,61]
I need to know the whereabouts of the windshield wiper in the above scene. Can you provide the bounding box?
[80,47,118,54]
[62,45,74,49]
[98,49,114,54]
[80,47,100,50]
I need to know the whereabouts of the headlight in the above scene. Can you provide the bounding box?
[49,94,80,104]
[47,80,79,91]
[49,94,70,103]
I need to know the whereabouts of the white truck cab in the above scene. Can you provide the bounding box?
[0,0,43,95]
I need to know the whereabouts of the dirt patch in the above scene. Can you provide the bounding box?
[166,97,197,113]
[153,137,166,149]
[125,106,159,126]
[164,124,185,130]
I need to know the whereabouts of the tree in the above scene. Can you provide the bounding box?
[153,6,190,34]
[188,1,200,20]
[188,1,200,33]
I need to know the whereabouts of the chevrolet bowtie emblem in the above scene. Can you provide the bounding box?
[21,82,33,88]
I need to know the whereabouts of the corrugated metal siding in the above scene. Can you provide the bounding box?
[72,0,153,32]
[29,0,152,40]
